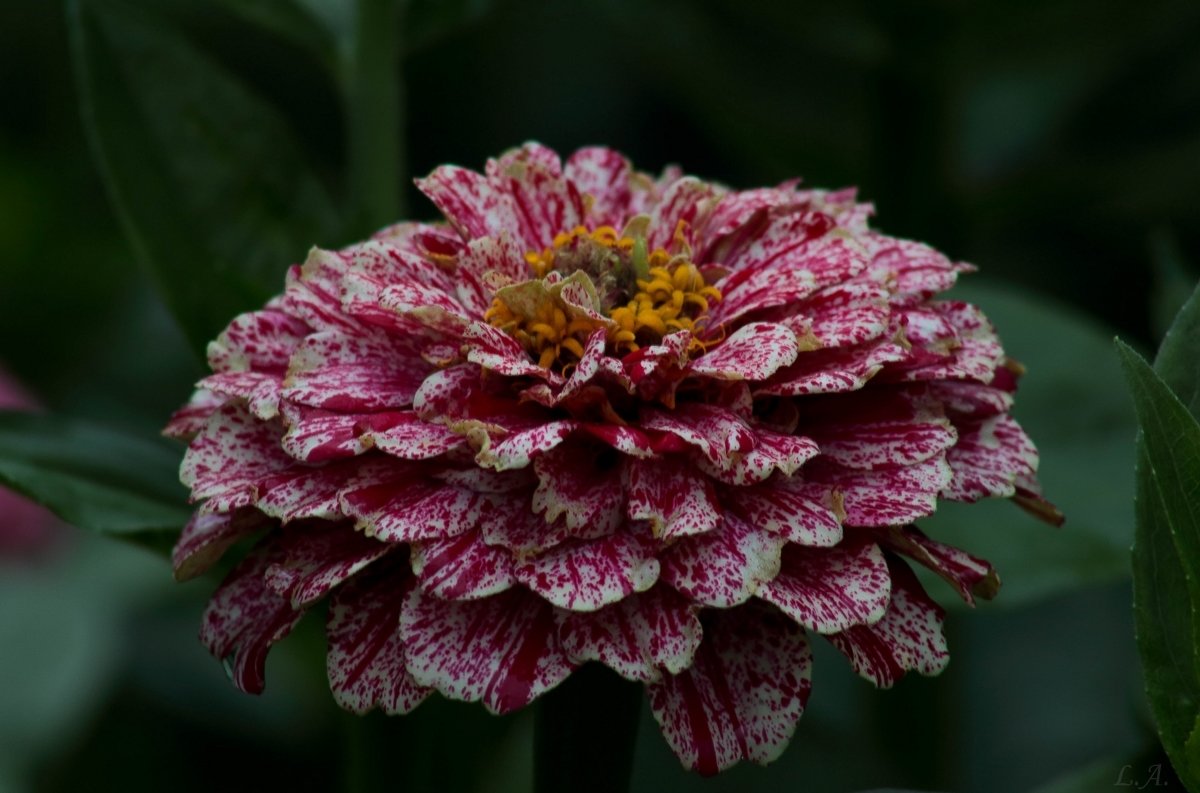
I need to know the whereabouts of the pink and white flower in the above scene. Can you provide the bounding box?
[167,143,1059,774]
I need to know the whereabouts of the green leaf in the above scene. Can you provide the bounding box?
[405,0,495,53]
[0,411,190,537]
[68,0,343,357]
[1117,339,1200,788]
[1154,275,1200,417]
[919,280,1137,606]
[215,0,343,72]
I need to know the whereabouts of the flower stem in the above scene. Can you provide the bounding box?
[347,0,405,234]
[534,664,642,793]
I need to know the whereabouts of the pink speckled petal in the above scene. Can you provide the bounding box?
[641,403,756,470]
[207,308,309,375]
[758,541,891,633]
[254,457,368,522]
[454,233,529,316]
[711,208,833,273]
[197,371,281,420]
[477,495,576,554]
[647,177,718,251]
[411,529,517,600]
[565,147,632,228]
[798,389,957,470]
[264,522,393,608]
[365,410,465,460]
[711,233,867,326]
[624,456,721,539]
[648,601,812,775]
[879,525,999,605]
[942,414,1038,501]
[828,558,949,688]
[516,531,660,612]
[279,403,372,463]
[869,237,970,307]
[791,280,892,348]
[182,403,295,513]
[200,542,304,695]
[282,330,428,412]
[340,472,483,543]
[805,456,953,527]
[886,302,1003,383]
[558,586,702,683]
[487,143,582,250]
[702,185,803,250]
[164,388,226,440]
[281,253,360,334]
[472,419,578,471]
[400,587,574,714]
[415,164,522,242]
[690,322,799,381]
[723,479,842,547]
[758,339,909,397]
[695,427,818,486]
[660,513,785,607]
[532,441,624,536]
[172,509,267,581]
[464,321,562,382]
[326,557,431,715]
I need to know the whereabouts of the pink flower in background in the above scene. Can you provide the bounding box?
[167,143,1059,774]
[0,366,56,557]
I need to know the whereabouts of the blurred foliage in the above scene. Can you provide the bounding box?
[1,0,1199,790]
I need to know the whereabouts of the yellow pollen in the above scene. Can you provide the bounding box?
[609,262,722,355]
[524,225,635,278]
[483,295,599,371]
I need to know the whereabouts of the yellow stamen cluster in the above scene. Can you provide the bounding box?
[524,225,633,277]
[609,257,722,354]
[483,298,599,370]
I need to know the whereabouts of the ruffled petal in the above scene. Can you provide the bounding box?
[207,308,309,375]
[647,601,812,775]
[689,322,800,381]
[878,525,999,605]
[515,531,660,611]
[415,164,521,242]
[647,177,718,251]
[198,371,282,421]
[172,509,267,581]
[558,586,702,683]
[326,557,431,715]
[757,541,891,633]
[282,329,428,411]
[805,457,953,527]
[181,403,294,512]
[827,558,949,687]
[200,542,304,695]
[565,146,632,228]
[758,339,909,397]
[340,471,484,543]
[624,456,721,539]
[411,529,516,600]
[797,389,957,470]
[640,404,756,470]
[660,513,785,607]
[942,414,1038,501]
[723,479,842,546]
[264,522,394,608]
[695,427,818,486]
[487,143,582,250]
[532,441,624,535]
[400,587,574,714]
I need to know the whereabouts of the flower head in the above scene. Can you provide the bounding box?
[167,143,1058,774]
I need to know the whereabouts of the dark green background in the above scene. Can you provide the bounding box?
[0,1,1197,791]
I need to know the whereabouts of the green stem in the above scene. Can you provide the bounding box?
[347,0,405,234]
[534,664,642,793]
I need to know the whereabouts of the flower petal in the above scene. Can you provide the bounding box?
[200,542,304,695]
[207,308,309,375]
[411,529,516,600]
[340,472,484,543]
[565,146,632,228]
[198,371,282,421]
[689,322,800,381]
[640,403,756,470]
[647,601,812,775]
[827,558,949,687]
[624,456,721,539]
[805,456,953,527]
[415,164,521,242]
[400,587,574,714]
[282,330,428,412]
[264,522,394,608]
[558,586,702,683]
[798,389,957,470]
[515,531,660,612]
[660,513,785,607]
[487,143,582,250]
[757,339,909,397]
[182,403,294,512]
[758,541,891,633]
[172,509,267,581]
[942,414,1038,501]
[532,441,624,535]
[723,479,843,546]
[326,556,431,715]
[695,427,819,486]
[877,525,999,605]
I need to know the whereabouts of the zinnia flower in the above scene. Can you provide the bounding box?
[167,143,1058,774]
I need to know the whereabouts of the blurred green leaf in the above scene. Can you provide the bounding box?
[215,0,342,71]
[68,0,343,357]
[1154,273,1200,417]
[1117,339,1200,788]
[920,281,1136,607]
[405,0,495,53]
[1150,230,1197,343]
[0,410,189,537]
